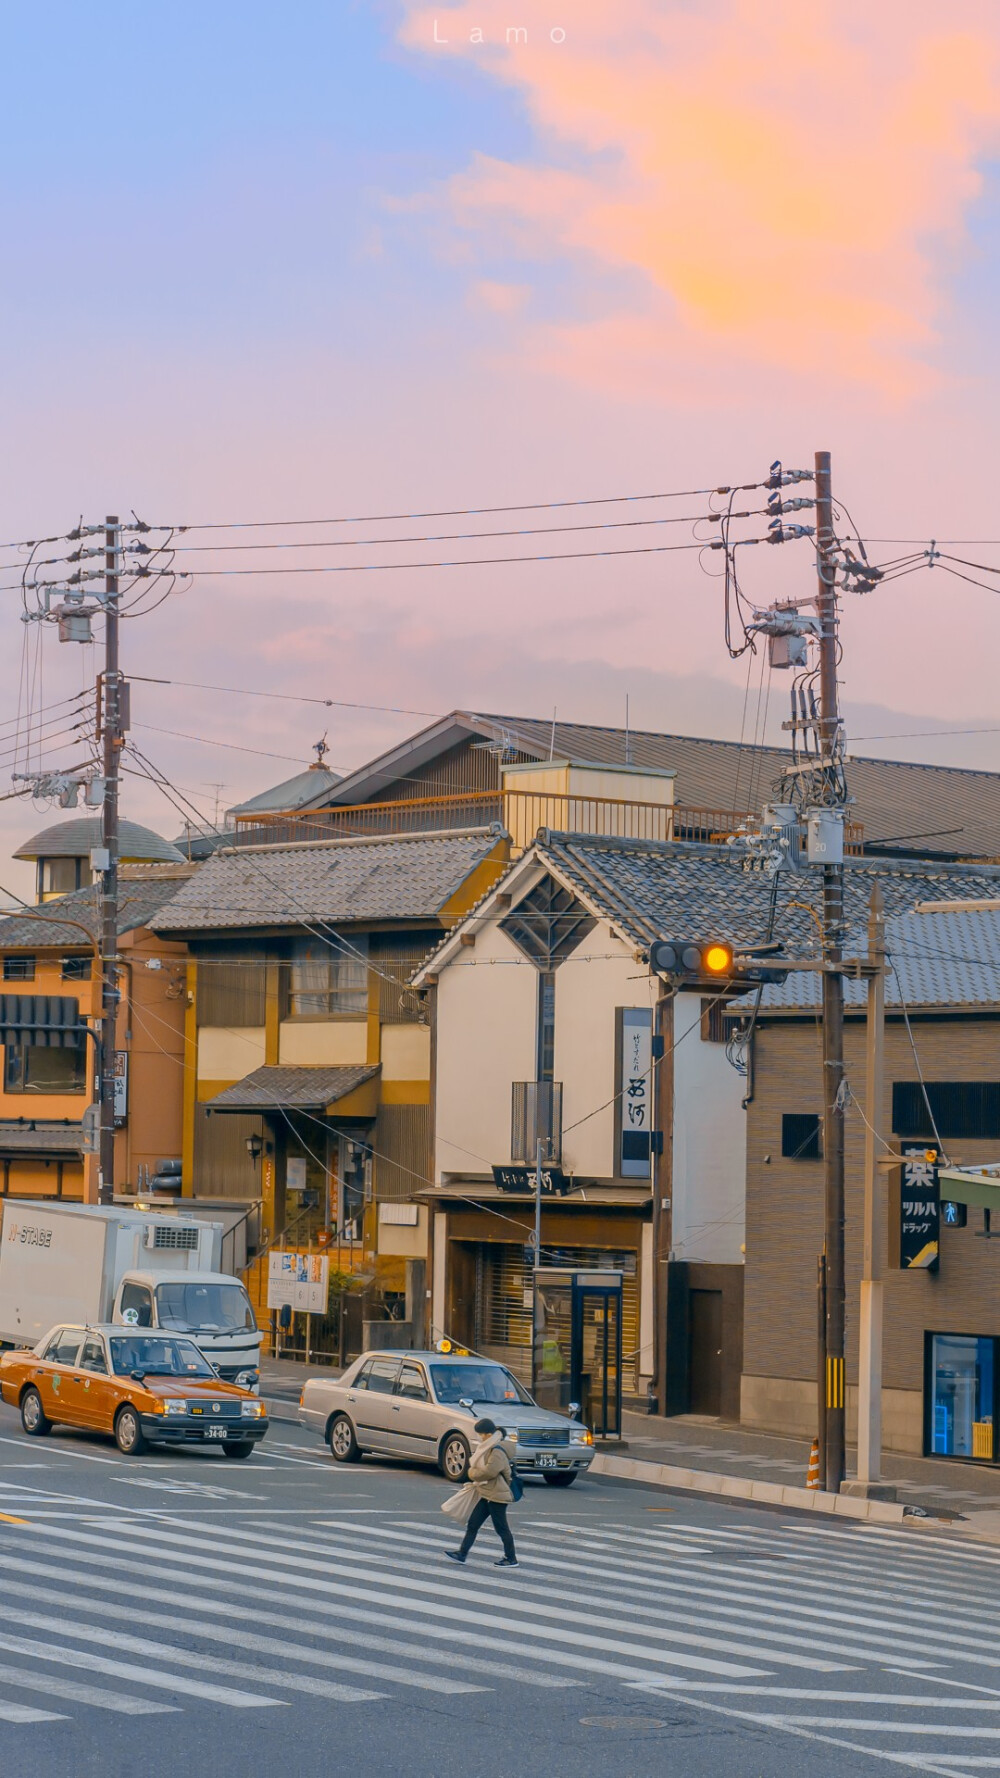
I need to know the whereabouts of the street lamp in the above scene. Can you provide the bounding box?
[245,1133,263,1166]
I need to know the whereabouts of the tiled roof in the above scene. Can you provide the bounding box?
[531,831,1000,958]
[14,816,184,864]
[0,876,191,950]
[207,1064,379,1112]
[151,830,503,933]
[745,905,1000,1012]
[0,1123,85,1154]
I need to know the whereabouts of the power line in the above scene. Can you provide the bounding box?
[165,510,749,554]
[132,723,313,766]
[130,676,443,720]
[91,537,744,581]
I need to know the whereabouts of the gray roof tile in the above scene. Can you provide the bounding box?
[207,1064,379,1112]
[746,905,1000,1011]
[0,876,191,950]
[152,830,503,933]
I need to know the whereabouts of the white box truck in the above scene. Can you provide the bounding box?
[0,1202,262,1387]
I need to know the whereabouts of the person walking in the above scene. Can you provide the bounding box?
[446,1418,519,1567]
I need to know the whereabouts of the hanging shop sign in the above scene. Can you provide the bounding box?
[492,1164,571,1196]
[890,1148,940,1271]
[618,1007,653,1179]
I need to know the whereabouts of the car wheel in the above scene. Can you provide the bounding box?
[114,1405,146,1455]
[328,1415,362,1463]
[20,1388,51,1437]
[221,1441,255,1460]
[439,1431,471,1482]
[542,1469,578,1487]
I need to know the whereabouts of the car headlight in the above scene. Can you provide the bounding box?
[570,1427,593,1446]
[505,1429,518,1443]
[241,1400,266,1419]
[163,1400,188,1416]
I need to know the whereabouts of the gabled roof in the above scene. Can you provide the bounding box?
[207,1063,379,1113]
[0,875,193,950]
[151,829,506,935]
[305,708,1000,861]
[414,832,1000,983]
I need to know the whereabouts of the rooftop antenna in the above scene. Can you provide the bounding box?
[550,707,556,761]
[625,694,632,766]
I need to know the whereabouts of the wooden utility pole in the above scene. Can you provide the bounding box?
[857,882,886,1487]
[815,451,847,1492]
[98,516,122,1206]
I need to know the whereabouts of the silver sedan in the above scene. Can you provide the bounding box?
[299,1349,595,1485]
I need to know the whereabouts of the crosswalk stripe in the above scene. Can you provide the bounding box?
[2,1521,768,1682]
[315,1520,932,1669]
[0,1582,469,1698]
[0,1663,177,1715]
[0,1607,390,1705]
[0,1548,572,1691]
[628,1687,1000,1706]
[754,1722,1000,1738]
[0,1627,283,1709]
[0,1700,67,1724]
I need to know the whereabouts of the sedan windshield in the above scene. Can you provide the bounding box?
[109,1336,216,1378]
[429,1363,532,1406]
[155,1281,255,1334]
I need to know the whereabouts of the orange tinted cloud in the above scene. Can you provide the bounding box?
[399,1,1000,397]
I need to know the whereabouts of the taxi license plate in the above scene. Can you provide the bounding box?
[536,1454,558,1469]
[205,1426,228,1440]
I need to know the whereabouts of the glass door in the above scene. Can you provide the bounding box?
[573,1283,622,1438]
[532,1270,573,1413]
[929,1333,996,1459]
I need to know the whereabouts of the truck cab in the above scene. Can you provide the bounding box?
[113,1270,261,1387]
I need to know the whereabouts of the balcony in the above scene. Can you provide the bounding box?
[511,1080,563,1165]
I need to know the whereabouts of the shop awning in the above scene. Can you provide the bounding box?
[416,1180,652,1208]
[207,1064,380,1117]
[0,1122,85,1156]
[938,1164,1000,1210]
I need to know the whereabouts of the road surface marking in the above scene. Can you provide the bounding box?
[0,1662,178,1714]
[0,1628,283,1708]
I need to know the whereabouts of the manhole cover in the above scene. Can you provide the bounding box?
[580,1717,667,1731]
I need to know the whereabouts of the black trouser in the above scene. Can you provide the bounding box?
[458,1498,516,1561]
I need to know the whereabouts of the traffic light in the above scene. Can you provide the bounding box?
[649,939,735,978]
[648,939,783,985]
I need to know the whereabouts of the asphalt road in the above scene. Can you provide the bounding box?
[0,1400,997,1778]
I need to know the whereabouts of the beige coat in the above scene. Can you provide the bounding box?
[468,1431,513,1505]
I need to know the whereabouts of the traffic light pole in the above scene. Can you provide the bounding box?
[855,882,887,1492]
[98,515,122,1207]
[815,451,847,1492]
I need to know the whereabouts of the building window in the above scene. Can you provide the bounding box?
[289,936,368,1018]
[4,1043,86,1094]
[893,1082,1000,1142]
[782,1113,822,1160]
[61,956,92,982]
[929,1333,995,1460]
[3,957,35,983]
[700,998,728,1043]
[40,858,88,897]
[536,972,556,1082]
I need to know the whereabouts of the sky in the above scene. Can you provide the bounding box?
[2,0,1000,895]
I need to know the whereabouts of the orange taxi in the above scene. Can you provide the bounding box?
[0,1325,268,1457]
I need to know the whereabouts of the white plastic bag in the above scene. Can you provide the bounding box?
[441,1483,477,1525]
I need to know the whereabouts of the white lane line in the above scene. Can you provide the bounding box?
[0,1547,575,1692]
[0,1663,177,1715]
[0,1629,281,1709]
[107,1517,779,1679]
[756,1721,1000,1738]
[0,1699,67,1723]
[629,1686,1000,1706]
[12,1521,768,1684]
[0,1582,473,1698]
[0,1435,117,1465]
[259,1452,334,1470]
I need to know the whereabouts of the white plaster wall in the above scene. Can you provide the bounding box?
[554,924,656,1178]
[197,1027,265,1080]
[381,1024,431,1081]
[670,989,746,1263]
[433,918,537,1178]
[278,1021,368,1066]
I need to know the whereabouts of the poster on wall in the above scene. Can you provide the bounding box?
[113,1051,128,1124]
[618,1008,653,1178]
[267,1250,329,1314]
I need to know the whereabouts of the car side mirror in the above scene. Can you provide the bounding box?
[568,1401,581,1416]
[459,1397,474,1410]
[131,1370,145,1383]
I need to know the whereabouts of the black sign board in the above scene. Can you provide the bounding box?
[492,1164,571,1196]
[890,1148,940,1271]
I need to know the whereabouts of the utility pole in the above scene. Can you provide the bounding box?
[98,516,123,1207]
[815,451,847,1492]
[856,882,886,1490]
[534,1137,544,1274]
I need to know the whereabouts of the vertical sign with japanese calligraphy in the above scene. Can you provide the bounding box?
[896,1148,940,1271]
[618,1007,653,1178]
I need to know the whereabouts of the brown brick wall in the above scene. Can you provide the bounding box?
[745,1012,1000,1396]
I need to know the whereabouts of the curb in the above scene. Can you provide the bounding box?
[590,1452,907,1522]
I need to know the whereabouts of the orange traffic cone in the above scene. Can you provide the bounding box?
[806,1439,821,1489]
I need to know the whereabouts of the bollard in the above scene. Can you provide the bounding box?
[806,1438,821,1489]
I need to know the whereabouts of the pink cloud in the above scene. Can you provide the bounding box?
[399,1,1000,398]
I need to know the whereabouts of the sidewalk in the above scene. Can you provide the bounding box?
[621,1407,1000,1521]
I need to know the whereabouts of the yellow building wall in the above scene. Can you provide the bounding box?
[196,1026,266,1080]
[278,1021,368,1066]
[380,1024,430,1081]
